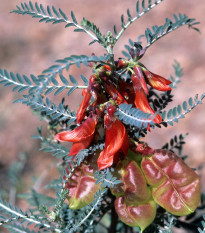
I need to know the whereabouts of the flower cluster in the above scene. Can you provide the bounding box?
[55,55,172,170]
[55,53,200,231]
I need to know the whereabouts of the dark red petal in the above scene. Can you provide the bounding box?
[133,67,149,94]
[77,89,92,123]
[144,69,172,91]
[68,134,94,156]
[121,128,129,156]
[55,116,97,142]
[102,78,128,105]
[135,89,162,124]
[97,120,129,170]
[97,150,114,170]
[119,79,135,104]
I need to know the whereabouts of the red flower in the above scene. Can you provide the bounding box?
[131,74,162,124]
[55,116,97,156]
[101,76,128,105]
[77,89,92,124]
[97,117,129,170]
[142,68,172,91]
[77,75,97,124]
[133,66,148,94]
[118,79,135,104]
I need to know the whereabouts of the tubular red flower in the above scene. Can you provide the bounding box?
[77,75,98,123]
[55,116,97,143]
[97,119,129,170]
[133,66,148,94]
[132,74,162,124]
[119,79,135,104]
[135,88,162,124]
[102,77,128,105]
[68,134,94,156]
[143,69,172,91]
[77,89,92,124]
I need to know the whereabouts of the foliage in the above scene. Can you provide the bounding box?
[0,1,204,233]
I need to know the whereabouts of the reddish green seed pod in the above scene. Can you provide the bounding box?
[141,149,201,216]
[64,153,101,209]
[115,196,156,232]
[111,159,151,204]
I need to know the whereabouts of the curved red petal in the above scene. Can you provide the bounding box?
[77,89,92,123]
[119,79,135,104]
[97,150,114,170]
[144,69,172,91]
[68,134,94,156]
[97,120,129,170]
[133,67,149,94]
[121,128,129,156]
[55,116,97,142]
[135,89,162,124]
[103,78,128,105]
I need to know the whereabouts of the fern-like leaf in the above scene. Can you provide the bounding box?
[42,54,109,78]
[116,103,156,129]
[94,168,122,188]
[0,199,60,232]
[11,2,102,44]
[32,128,70,159]
[14,95,76,123]
[162,133,188,156]
[114,0,164,41]
[0,69,41,93]
[81,18,105,45]
[161,93,205,126]
[5,224,38,233]
[144,14,200,48]
[169,60,183,89]
[198,215,205,233]
[0,68,88,96]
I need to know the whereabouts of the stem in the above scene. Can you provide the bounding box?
[110,206,118,233]
[0,202,62,232]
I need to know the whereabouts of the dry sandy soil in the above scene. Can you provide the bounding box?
[0,1,205,232]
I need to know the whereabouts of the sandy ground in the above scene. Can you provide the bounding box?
[0,1,205,232]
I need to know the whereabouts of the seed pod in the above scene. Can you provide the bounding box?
[141,149,201,216]
[115,196,156,232]
[65,154,100,209]
[111,159,151,204]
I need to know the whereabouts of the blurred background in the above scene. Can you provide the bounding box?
[0,1,205,232]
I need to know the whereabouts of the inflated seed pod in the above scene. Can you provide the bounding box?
[141,149,201,216]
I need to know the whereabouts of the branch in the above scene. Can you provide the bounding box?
[0,202,61,232]
[114,0,164,42]
[14,95,76,123]
[11,2,100,43]
[144,14,200,49]
[161,93,205,126]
